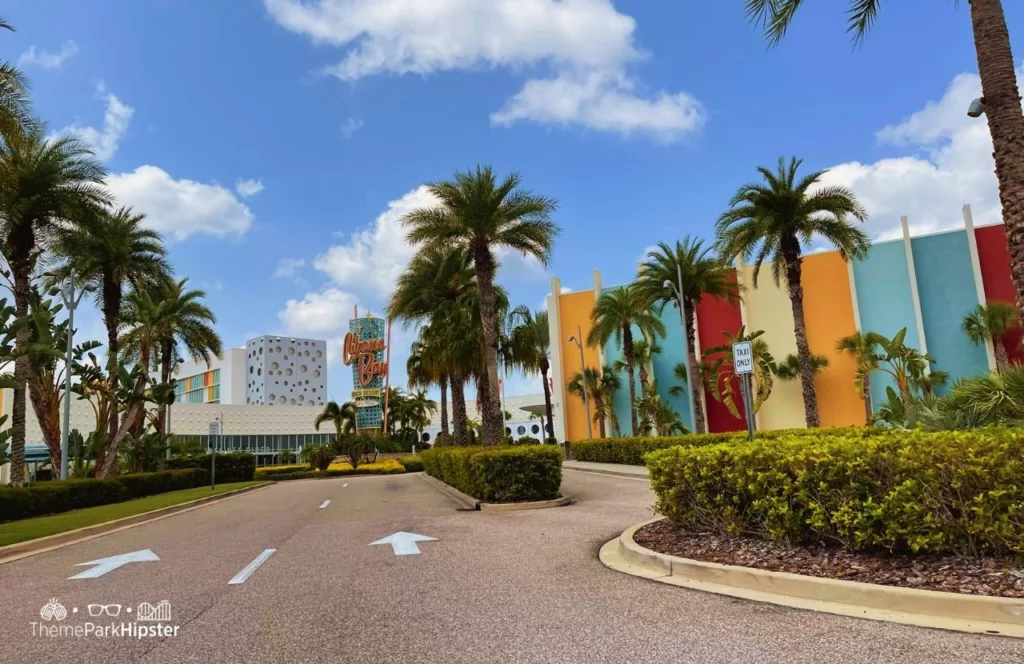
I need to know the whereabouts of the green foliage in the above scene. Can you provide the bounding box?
[169,436,206,457]
[774,353,829,381]
[877,366,1024,431]
[166,453,256,483]
[421,445,562,502]
[308,446,335,471]
[0,469,208,522]
[703,326,776,417]
[277,449,296,465]
[648,427,1024,556]
[513,436,541,446]
[399,456,424,472]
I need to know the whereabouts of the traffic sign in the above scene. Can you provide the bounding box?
[732,341,753,375]
[208,421,219,436]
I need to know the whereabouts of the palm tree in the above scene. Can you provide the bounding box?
[616,336,661,399]
[0,17,34,138]
[586,286,666,434]
[635,238,739,434]
[314,401,358,439]
[717,157,868,427]
[408,338,449,438]
[774,353,829,380]
[703,327,776,419]
[0,127,108,484]
[403,166,559,445]
[743,1,1024,312]
[962,301,1019,371]
[405,390,437,441]
[507,306,554,440]
[47,206,169,440]
[567,364,622,438]
[836,331,888,425]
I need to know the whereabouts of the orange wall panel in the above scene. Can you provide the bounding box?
[800,252,863,427]
[557,290,602,441]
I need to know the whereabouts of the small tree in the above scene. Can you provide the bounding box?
[703,327,776,418]
[962,301,1019,372]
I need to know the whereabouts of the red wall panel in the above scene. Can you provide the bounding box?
[975,225,1024,364]
[695,278,746,433]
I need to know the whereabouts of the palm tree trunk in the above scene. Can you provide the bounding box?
[540,358,554,442]
[439,373,450,437]
[8,237,31,485]
[472,248,504,446]
[994,339,1010,372]
[783,246,821,427]
[450,376,469,447]
[157,340,172,436]
[98,340,150,478]
[623,326,639,434]
[683,301,707,434]
[103,273,121,442]
[861,374,873,425]
[593,392,607,438]
[969,0,1024,312]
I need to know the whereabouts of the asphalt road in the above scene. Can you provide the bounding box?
[1,469,1022,663]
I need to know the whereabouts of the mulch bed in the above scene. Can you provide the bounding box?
[634,520,1024,598]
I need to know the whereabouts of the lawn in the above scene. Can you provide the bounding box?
[0,481,266,547]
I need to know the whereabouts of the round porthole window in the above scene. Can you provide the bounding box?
[517,426,526,435]
[531,424,540,434]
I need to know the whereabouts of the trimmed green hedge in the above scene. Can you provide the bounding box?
[648,427,1024,556]
[0,469,209,522]
[167,453,256,483]
[268,464,407,481]
[571,427,886,465]
[399,456,424,472]
[421,445,562,503]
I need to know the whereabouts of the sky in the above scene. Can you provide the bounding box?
[5,0,1023,403]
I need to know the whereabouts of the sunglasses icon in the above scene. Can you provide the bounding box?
[87,604,121,617]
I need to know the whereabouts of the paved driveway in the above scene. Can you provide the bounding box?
[0,469,1021,663]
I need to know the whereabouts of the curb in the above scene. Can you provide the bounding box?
[563,465,649,481]
[601,517,1024,638]
[0,482,273,566]
[418,473,480,510]
[480,496,572,512]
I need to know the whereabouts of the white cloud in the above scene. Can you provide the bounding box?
[818,63,1024,240]
[340,117,364,139]
[274,258,306,279]
[18,40,79,69]
[235,178,265,197]
[279,288,358,337]
[53,82,134,161]
[264,0,703,142]
[540,286,572,311]
[107,166,255,241]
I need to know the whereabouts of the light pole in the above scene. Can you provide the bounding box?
[664,264,698,433]
[567,326,592,439]
[47,269,95,481]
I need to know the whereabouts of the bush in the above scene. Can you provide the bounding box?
[255,464,309,478]
[512,436,541,446]
[647,427,1024,556]
[268,458,406,481]
[167,453,256,483]
[308,446,335,471]
[399,456,424,472]
[0,468,209,522]
[421,445,562,503]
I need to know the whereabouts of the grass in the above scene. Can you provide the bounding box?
[0,481,266,548]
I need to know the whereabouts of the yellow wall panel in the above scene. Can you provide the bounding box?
[556,290,601,441]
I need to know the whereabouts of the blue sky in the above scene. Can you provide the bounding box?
[6,0,1022,401]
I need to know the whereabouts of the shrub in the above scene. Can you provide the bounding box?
[421,445,562,503]
[308,446,335,471]
[513,436,541,446]
[0,468,209,522]
[399,456,424,472]
[167,453,256,483]
[277,449,297,464]
[268,458,406,481]
[647,427,1024,556]
[255,464,309,478]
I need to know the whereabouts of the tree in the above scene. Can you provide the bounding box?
[0,127,108,484]
[835,331,888,425]
[703,327,776,419]
[867,328,935,405]
[635,238,738,434]
[407,338,448,438]
[774,353,829,381]
[47,206,168,441]
[507,306,555,441]
[403,166,559,445]
[717,157,868,427]
[743,0,1024,314]
[587,285,665,434]
[567,364,622,438]
[615,336,661,399]
[314,401,358,439]
[0,17,34,138]
[962,301,1019,371]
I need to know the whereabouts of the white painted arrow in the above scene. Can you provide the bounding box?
[69,549,160,580]
[370,532,437,556]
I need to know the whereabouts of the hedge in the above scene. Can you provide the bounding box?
[571,427,886,465]
[647,427,1024,556]
[399,456,424,472]
[167,453,256,483]
[0,469,209,522]
[268,459,407,481]
[420,445,562,503]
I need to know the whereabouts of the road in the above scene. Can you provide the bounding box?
[1,470,1022,663]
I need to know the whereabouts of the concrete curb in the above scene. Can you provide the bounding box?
[480,496,572,512]
[601,517,1024,638]
[418,473,480,510]
[0,482,273,566]
[563,465,649,481]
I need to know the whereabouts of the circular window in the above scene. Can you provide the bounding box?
[259,347,263,354]
[315,350,323,358]
[278,395,287,404]
[257,368,261,376]
[299,365,307,373]
[422,432,431,442]
[517,426,526,435]
[246,397,251,404]
[271,362,279,371]
[505,427,512,435]
[532,424,540,434]
[304,350,310,356]
[286,368,293,376]
[288,346,295,355]
[305,380,310,385]
[275,346,282,353]
[249,366,253,374]
[289,398,296,405]
[269,393,276,401]
[313,370,321,378]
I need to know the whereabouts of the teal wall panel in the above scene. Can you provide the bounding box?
[651,304,693,432]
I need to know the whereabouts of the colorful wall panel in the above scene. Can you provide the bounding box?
[851,240,921,404]
[738,264,806,431]
[800,252,863,426]
[651,305,694,432]
[912,231,989,388]
[975,225,1024,364]
[601,318,637,437]
[694,292,746,433]
[556,290,602,440]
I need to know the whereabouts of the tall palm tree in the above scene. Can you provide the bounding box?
[586,286,666,434]
[0,17,34,138]
[835,330,888,425]
[567,364,622,438]
[0,127,108,484]
[506,306,554,441]
[962,301,1019,371]
[47,205,169,440]
[407,338,449,438]
[743,0,1024,312]
[314,400,358,439]
[635,238,739,434]
[403,166,559,446]
[614,336,661,400]
[717,157,868,427]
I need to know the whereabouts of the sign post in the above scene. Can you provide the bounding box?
[209,420,219,489]
[732,341,756,441]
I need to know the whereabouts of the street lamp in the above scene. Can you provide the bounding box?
[664,267,698,433]
[46,269,95,480]
[567,326,592,439]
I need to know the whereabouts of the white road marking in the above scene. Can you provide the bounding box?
[319,500,331,509]
[343,483,348,487]
[228,549,277,585]
[69,550,160,580]
[370,532,437,556]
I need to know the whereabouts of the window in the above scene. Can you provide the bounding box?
[517,426,526,435]
[531,424,540,435]
[422,432,431,442]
